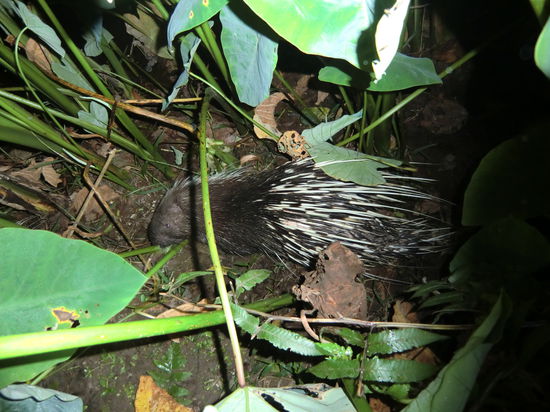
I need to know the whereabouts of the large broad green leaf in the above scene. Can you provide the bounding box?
[213,385,356,411]
[167,0,229,49]
[535,17,550,79]
[243,0,382,69]
[0,384,83,412]
[0,228,147,387]
[220,3,278,106]
[403,295,507,412]
[462,125,550,226]
[319,53,441,91]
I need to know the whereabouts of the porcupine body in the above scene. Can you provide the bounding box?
[148,159,447,269]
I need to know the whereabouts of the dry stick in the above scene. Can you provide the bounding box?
[63,149,116,239]
[300,309,320,341]
[43,72,196,133]
[81,165,149,269]
[244,308,472,331]
[122,98,202,105]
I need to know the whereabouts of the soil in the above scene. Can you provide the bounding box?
[2,2,548,411]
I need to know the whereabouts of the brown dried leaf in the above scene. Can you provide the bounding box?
[253,92,285,139]
[70,185,119,221]
[295,74,313,96]
[134,375,193,412]
[156,299,210,319]
[11,159,41,183]
[25,37,53,73]
[392,299,418,323]
[40,157,61,187]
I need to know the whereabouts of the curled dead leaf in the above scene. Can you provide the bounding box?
[253,92,285,140]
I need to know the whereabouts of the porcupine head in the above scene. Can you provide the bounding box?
[148,172,263,256]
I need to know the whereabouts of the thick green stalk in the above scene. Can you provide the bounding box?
[199,89,246,387]
[0,294,294,360]
[197,22,232,90]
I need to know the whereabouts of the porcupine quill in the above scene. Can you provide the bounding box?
[148,159,449,275]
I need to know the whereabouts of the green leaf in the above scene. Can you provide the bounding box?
[363,357,437,383]
[214,385,356,411]
[462,125,550,226]
[77,100,108,129]
[7,0,65,57]
[302,110,363,145]
[0,384,83,411]
[369,53,441,91]
[314,342,353,359]
[319,53,441,91]
[149,342,192,404]
[0,228,146,387]
[332,328,365,347]
[220,3,278,106]
[367,329,448,356]
[371,0,410,79]
[535,17,550,79]
[232,304,323,356]
[371,383,411,403]
[51,59,94,92]
[163,29,204,110]
[403,295,507,412]
[449,217,550,286]
[243,0,379,69]
[235,269,271,296]
[309,358,360,379]
[167,0,229,49]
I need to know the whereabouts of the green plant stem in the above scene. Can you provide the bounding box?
[145,241,188,277]
[119,245,161,258]
[0,91,151,161]
[36,0,169,175]
[150,0,170,20]
[0,294,294,360]
[198,89,246,388]
[100,40,132,98]
[337,45,480,146]
[193,53,224,92]
[189,72,279,141]
[196,22,233,91]
[358,91,368,152]
[338,85,356,115]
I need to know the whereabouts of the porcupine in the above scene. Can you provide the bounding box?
[148,158,448,271]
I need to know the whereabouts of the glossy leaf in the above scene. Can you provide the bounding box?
[243,0,378,69]
[0,228,146,387]
[367,329,447,356]
[535,17,550,79]
[167,0,229,49]
[214,385,356,411]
